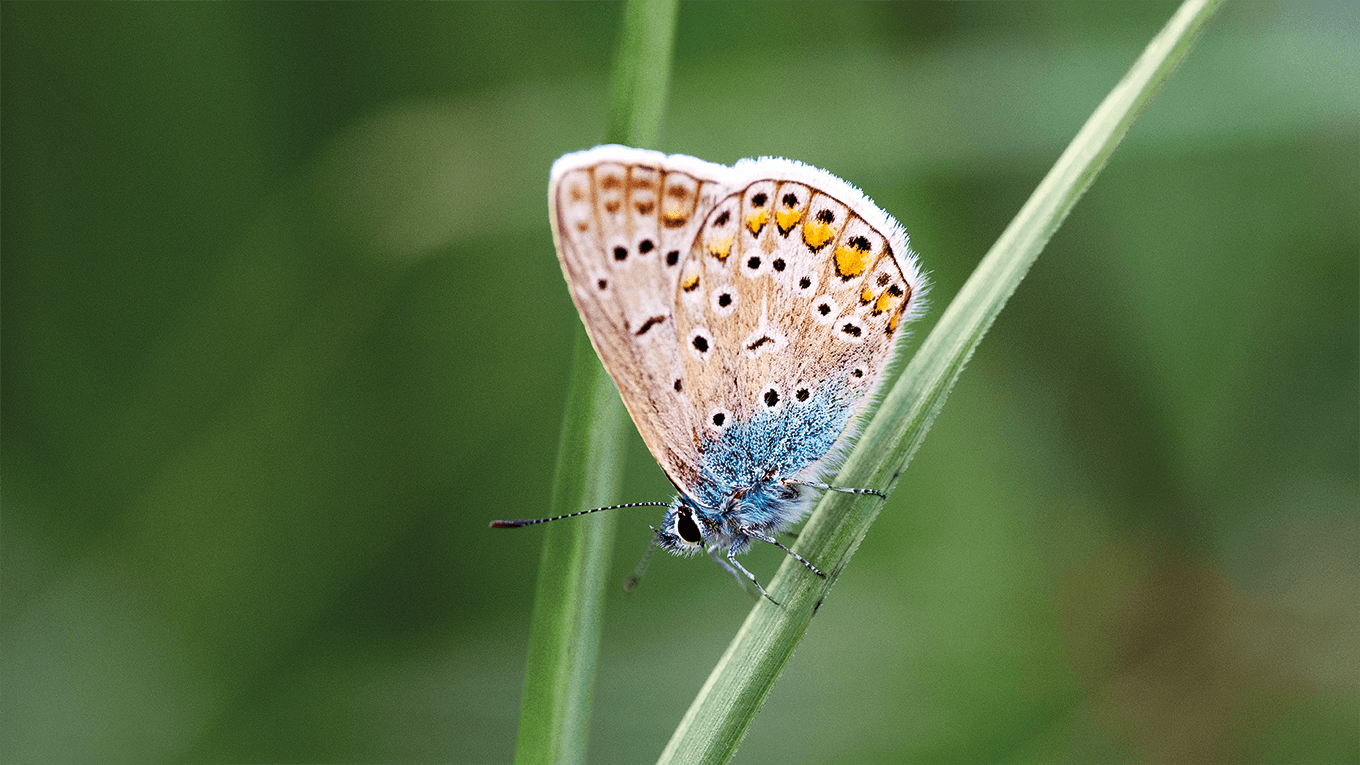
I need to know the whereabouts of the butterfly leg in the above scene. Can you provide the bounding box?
[710,548,779,605]
[746,529,826,578]
[786,479,886,498]
[624,537,659,593]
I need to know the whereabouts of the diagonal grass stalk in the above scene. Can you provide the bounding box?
[656,1,1224,762]
[510,1,678,764]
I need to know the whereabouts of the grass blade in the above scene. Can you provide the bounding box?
[512,340,629,765]
[656,1,1224,762]
[509,1,679,763]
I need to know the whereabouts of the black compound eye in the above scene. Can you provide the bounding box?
[676,510,703,545]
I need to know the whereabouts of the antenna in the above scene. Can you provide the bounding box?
[490,501,671,528]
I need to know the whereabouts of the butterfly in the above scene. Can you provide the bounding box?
[493,145,926,602]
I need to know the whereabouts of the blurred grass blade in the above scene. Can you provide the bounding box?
[656,1,1223,763]
[511,342,628,765]
[608,0,679,150]
[511,1,679,764]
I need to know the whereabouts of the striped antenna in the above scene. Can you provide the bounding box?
[490,502,671,528]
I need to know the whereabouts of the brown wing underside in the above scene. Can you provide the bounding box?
[550,160,730,487]
[549,152,922,493]
[672,180,917,437]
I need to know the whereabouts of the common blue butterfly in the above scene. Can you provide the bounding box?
[493,146,927,601]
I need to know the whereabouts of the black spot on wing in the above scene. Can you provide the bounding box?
[634,316,665,336]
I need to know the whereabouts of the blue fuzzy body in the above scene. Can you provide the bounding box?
[655,378,855,558]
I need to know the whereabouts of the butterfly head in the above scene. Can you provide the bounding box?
[655,498,712,556]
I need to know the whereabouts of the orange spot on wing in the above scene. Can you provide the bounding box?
[775,208,802,233]
[803,220,835,249]
[834,242,872,278]
[707,235,734,260]
[874,292,895,314]
[745,209,769,236]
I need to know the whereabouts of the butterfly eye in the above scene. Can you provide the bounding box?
[675,510,703,545]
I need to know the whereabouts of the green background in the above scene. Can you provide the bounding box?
[3,2,1356,762]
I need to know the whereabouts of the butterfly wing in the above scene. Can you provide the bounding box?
[548,146,736,488]
[550,147,927,503]
[671,158,927,486]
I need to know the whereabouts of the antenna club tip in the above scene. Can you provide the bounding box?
[489,520,521,528]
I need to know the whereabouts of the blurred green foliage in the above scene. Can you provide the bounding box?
[2,2,1355,763]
